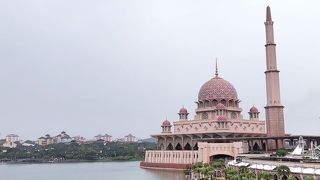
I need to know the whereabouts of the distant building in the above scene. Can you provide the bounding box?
[95,134,112,142]
[123,134,136,143]
[37,134,53,146]
[55,131,72,143]
[3,134,19,148]
[38,131,72,146]
[72,136,86,144]
[22,140,35,147]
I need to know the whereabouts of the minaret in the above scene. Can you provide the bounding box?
[264,6,285,149]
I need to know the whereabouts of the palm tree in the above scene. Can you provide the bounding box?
[287,175,296,180]
[203,166,214,180]
[230,175,240,180]
[276,165,290,180]
[210,159,225,169]
[238,166,249,174]
[259,171,273,180]
[192,162,203,179]
[246,171,256,180]
[223,168,238,180]
[305,176,315,180]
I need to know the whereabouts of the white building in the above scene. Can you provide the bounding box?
[72,136,86,144]
[3,134,19,148]
[95,134,112,142]
[55,131,72,143]
[37,134,53,146]
[124,134,137,143]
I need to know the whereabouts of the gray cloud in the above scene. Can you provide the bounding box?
[0,0,320,140]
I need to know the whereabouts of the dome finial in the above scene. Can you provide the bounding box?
[215,57,219,77]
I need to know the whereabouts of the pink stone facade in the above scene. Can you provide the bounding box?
[264,6,285,149]
[141,6,286,169]
[173,120,265,135]
[143,142,248,167]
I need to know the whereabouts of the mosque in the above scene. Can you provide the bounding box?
[140,7,318,170]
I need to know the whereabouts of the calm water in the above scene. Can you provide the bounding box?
[0,161,185,180]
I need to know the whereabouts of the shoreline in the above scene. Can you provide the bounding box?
[0,159,142,165]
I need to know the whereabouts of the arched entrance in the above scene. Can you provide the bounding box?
[253,142,260,151]
[209,154,233,162]
[167,143,173,150]
[262,142,266,151]
[175,143,182,150]
[184,143,192,150]
[159,143,164,150]
[193,143,198,150]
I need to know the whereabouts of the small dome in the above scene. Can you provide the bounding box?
[249,106,259,113]
[217,116,227,121]
[162,120,171,126]
[216,103,226,110]
[179,107,188,114]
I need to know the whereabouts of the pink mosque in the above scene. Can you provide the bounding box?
[140,6,292,170]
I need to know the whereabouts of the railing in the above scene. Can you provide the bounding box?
[144,150,200,164]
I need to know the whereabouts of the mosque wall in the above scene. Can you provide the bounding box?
[173,120,266,135]
[144,142,248,166]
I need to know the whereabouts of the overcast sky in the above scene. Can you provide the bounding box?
[1,0,320,140]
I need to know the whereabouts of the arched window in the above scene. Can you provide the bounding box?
[160,143,164,150]
[175,143,182,150]
[231,112,237,119]
[228,100,234,107]
[212,99,218,106]
[167,143,173,150]
[202,112,208,120]
[235,101,239,107]
[193,143,198,150]
[184,143,192,150]
[221,99,226,106]
[205,101,209,107]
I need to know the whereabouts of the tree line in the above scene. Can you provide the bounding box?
[0,141,156,162]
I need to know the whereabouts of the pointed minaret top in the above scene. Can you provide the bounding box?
[266,6,272,21]
[215,58,219,77]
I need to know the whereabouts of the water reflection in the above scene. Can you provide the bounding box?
[142,168,185,180]
[0,161,185,180]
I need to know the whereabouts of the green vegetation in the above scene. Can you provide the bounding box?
[305,176,315,180]
[0,141,156,163]
[192,160,225,180]
[276,165,291,179]
[191,161,299,180]
[259,171,273,180]
[276,148,288,157]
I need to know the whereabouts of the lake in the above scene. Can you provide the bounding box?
[0,161,185,180]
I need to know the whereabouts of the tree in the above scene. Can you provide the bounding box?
[238,166,249,174]
[305,176,314,180]
[223,168,238,180]
[192,162,203,179]
[287,175,297,180]
[276,148,288,157]
[210,159,225,169]
[230,175,240,180]
[259,171,273,180]
[276,165,290,180]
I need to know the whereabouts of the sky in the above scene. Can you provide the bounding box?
[0,0,320,140]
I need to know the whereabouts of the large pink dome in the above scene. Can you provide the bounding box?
[198,77,238,101]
